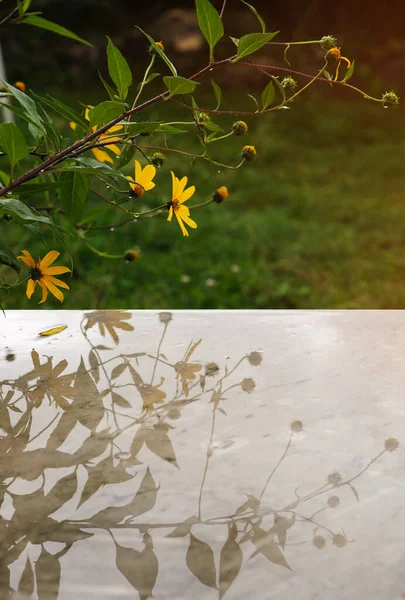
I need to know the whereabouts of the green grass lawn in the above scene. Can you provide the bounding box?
[2,94,405,309]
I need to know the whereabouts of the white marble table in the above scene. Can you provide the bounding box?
[0,311,404,599]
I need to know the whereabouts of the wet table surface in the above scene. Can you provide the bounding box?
[0,310,404,600]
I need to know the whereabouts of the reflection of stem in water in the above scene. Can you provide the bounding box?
[291,510,335,536]
[27,413,59,445]
[150,322,169,385]
[259,432,293,502]
[80,317,119,429]
[198,405,217,520]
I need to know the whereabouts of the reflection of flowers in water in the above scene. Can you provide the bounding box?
[241,377,255,393]
[385,437,400,452]
[26,349,75,410]
[204,362,219,377]
[84,310,134,344]
[159,312,173,325]
[139,380,167,412]
[327,472,342,487]
[248,351,262,366]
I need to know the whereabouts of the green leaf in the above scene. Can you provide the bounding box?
[270,75,286,103]
[163,76,198,98]
[22,14,91,46]
[1,81,45,134]
[342,58,355,83]
[115,143,136,169]
[33,93,88,129]
[140,72,161,87]
[195,0,224,62]
[0,122,29,165]
[0,198,53,225]
[88,101,125,128]
[0,241,20,273]
[247,93,259,111]
[261,80,275,111]
[123,121,162,136]
[59,157,126,181]
[323,69,332,80]
[17,0,31,17]
[16,181,67,196]
[232,32,279,62]
[155,123,188,134]
[98,72,116,101]
[201,119,223,133]
[106,36,132,101]
[241,0,266,33]
[136,27,177,76]
[211,78,222,109]
[59,171,90,224]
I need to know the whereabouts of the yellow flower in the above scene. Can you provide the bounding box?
[15,81,26,92]
[70,106,123,164]
[155,41,165,51]
[126,160,156,198]
[326,47,351,82]
[17,250,71,304]
[168,171,197,237]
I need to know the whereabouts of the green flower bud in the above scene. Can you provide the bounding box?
[150,152,165,168]
[281,77,298,90]
[382,91,399,108]
[320,35,338,51]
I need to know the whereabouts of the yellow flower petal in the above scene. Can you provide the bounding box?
[174,210,189,236]
[38,280,48,304]
[135,160,141,182]
[41,266,71,276]
[18,250,35,268]
[139,164,156,188]
[104,143,121,156]
[177,176,188,197]
[42,278,65,302]
[40,250,60,269]
[26,278,36,299]
[167,206,173,221]
[44,275,70,290]
[171,171,179,200]
[70,121,77,130]
[180,212,197,229]
[91,148,114,164]
[85,106,92,121]
[107,125,123,133]
[178,185,195,204]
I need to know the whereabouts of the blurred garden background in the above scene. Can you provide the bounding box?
[1,0,405,309]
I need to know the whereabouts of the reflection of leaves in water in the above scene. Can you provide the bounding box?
[35,547,61,600]
[28,518,93,545]
[91,467,157,526]
[269,514,296,550]
[186,533,218,590]
[78,455,134,507]
[250,525,292,570]
[219,523,243,599]
[166,515,200,538]
[145,422,178,468]
[114,532,159,600]
[18,555,34,597]
[112,391,132,408]
[3,448,75,481]
[84,310,134,344]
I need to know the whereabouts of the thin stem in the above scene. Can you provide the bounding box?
[151,323,168,385]
[131,54,155,110]
[0,6,18,29]
[81,237,123,259]
[188,199,214,209]
[286,62,328,104]
[219,0,227,18]
[198,407,217,519]
[259,432,293,502]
